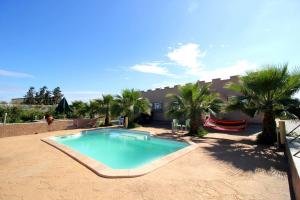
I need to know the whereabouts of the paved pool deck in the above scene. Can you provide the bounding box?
[0,125,290,200]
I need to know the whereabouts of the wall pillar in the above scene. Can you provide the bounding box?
[278,121,286,145]
[124,117,128,128]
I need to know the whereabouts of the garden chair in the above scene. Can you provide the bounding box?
[172,119,182,132]
[181,119,190,131]
[119,116,124,126]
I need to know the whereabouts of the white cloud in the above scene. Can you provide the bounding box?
[130,43,254,82]
[0,69,33,78]
[199,60,257,81]
[131,63,174,76]
[149,60,257,89]
[167,43,206,75]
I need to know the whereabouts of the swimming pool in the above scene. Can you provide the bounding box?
[42,128,198,177]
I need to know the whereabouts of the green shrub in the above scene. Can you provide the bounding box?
[128,122,141,129]
[0,105,51,123]
[9,106,22,123]
[95,120,104,127]
[20,109,44,122]
[195,127,208,137]
[0,106,5,122]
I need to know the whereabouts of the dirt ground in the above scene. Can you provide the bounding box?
[0,125,290,200]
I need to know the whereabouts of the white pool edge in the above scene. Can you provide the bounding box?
[41,129,199,178]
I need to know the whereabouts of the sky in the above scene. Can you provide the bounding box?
[1,0,300,102]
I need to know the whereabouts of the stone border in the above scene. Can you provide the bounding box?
[0,120,74,138]
[286,137,300,199]
[41,129,198,178]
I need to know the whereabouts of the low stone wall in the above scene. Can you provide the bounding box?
[286,137,300,200]
[73,118,97,128]
[0,120,74,138]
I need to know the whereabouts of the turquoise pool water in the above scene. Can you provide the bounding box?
[51,129,188,169]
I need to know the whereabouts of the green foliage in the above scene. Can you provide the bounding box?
[127,122,142,129]
[20,109,44,122]
[226,64,300,144]
[23,86,64,105]
[0,105,51,123]
[24,87,36,104]
[35,86,49,105]
[47,106,60,118]
[52,87,63,104]
[5,106,22,123]
[70,101,89,118]
[166,82,223,136]
[195,127,208,137]
[100,94,114,126]
[0,106,5,122]
[112,89,151,125]
[89,99,102,118]
[95,119,104,127]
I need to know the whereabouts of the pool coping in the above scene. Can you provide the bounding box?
[41,128,199,178]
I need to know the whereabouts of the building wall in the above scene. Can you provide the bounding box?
[0,118,103,138]
[286,137,300,200]
[11,98,25,104]
[141,76,263,123]
[0,120,74,138]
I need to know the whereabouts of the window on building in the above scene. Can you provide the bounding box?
[153,102,162,111]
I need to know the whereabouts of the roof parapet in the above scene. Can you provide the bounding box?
[141,75,239,93]
[212,78,221,82]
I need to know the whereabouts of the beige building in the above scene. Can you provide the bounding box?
[141,76,262,123]
[11,98,26,104]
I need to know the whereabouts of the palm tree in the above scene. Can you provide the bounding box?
[166,82,222,135]
[112,89,150,127]
[226,64,300,145]
[70,101,89,118]
[89,99,102,118]
[100,94,114,126]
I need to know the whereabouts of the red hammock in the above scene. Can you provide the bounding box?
[204,117,247,132]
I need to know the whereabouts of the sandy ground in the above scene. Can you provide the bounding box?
[0,125,290,200]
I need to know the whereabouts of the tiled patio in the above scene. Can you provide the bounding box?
[0,125,290,200]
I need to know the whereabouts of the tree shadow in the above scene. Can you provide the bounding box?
[204,124,263,137]
[191,135,287,173]
[144,122,262,136]
[144,122,287,173]
[142,121,171,129]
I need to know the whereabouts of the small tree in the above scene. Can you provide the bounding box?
[0,105,6,123]
[166,82,222,136]
[53,87,63,104]
[71,101,89,118]
[226,64,300,145]
[44,89,52,105]
[6,106,22,123]
[89,99,102,118]
[112,89,150,127]
[100,95,114,126]
[35,86,48,105]
[24,87,36,105]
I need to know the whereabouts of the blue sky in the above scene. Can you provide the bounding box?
[1,0,300,102]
